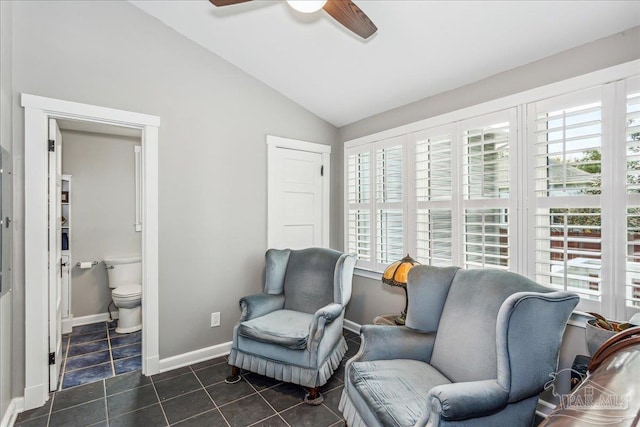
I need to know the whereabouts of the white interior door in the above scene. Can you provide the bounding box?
[48,118,63,391]
[268,142,327,249]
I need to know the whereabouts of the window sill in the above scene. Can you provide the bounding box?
[568,311,592,329]
[354,267,382,281]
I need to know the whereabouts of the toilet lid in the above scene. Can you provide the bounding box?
[113,284,142,297]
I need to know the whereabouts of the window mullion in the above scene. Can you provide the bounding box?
[451,122,463,267]
[406,134,416,259]
[369,145,377,271]
[524,102,538,278]
[600,81,620,318]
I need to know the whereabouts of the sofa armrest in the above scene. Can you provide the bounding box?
[351,325,436,364]
[239,293,285,321]
[425,379,509,422]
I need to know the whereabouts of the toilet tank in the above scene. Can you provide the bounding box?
[104,255,142,288]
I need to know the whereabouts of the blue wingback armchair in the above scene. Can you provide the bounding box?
[339,266,579,427]
[227,247,356,404]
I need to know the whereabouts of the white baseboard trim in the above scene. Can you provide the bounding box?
[343,319,362,334]
[158,341,232,373]
[144,355,160,377]
[1,397,24,427]
[157,320,364,376]
[72,312,118,327]
[62,317,73,334]
[22,384,46,412]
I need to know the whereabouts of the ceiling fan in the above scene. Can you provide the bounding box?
[209,0,377,40]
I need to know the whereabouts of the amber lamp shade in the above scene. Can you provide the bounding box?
[382,254,420,325]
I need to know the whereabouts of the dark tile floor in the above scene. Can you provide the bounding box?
[58,321,142,390]
[15,329,361,427]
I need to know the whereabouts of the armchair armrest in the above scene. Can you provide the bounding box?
[314,303,343,324]
[425,379,509,422]
[352,325,436,364]
[308,303,344,347]
[239,293,285,321]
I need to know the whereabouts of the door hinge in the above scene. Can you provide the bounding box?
[48,139,55,152]
[49,352,55,365]
[320,165,324,177]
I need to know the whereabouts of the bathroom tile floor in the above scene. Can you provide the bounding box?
[15,329,361,427]
[58,321,142,390]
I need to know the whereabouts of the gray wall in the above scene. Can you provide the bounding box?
[339,26,640,142]
[0,0,13,420]
[9,0,338,396]
[61,130,142,318]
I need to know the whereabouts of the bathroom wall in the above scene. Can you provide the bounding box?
[61,130,142,319]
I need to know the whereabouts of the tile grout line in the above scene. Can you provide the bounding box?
[58,335,70,391]
[106,322,116,377]
[187,365,232,427]
[102,379,109,425]
[252,382,293,427]
[150,374,171,426]
[45,392,55,427]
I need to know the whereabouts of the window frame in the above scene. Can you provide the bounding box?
[343,60,640,320]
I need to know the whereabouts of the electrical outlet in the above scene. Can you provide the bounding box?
[211,312,220,327]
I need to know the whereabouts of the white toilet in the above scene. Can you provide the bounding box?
[104,255,142,334]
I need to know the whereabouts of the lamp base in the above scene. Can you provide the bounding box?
[394,286,408,325]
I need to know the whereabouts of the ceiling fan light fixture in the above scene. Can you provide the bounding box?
[286,0,327,14]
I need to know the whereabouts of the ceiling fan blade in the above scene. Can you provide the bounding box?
[323,0,377,39]
[209,0,253,6]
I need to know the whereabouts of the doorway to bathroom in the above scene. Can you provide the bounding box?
[54,119,143,390]
[22,94,160,411]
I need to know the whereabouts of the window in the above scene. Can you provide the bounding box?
[413,126,453,266]
[460,112,515,270]
[344,65,639,320]
[625,76,640,317]
[375,143,404,264]
[346,136,405,272]
[528,88,604,312]
[346,150,371,264]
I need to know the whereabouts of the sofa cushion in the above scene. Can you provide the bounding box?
[239,310,313,350]
[349,359,451,427]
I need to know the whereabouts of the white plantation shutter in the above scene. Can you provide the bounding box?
[345,136,405,271]
[625,76,640,316]
[346,148,373,267]
[344,69,639,320]
[413,127,454,266]
[375,141,404,264]
[528,87,604,312]
[460,111,515,270]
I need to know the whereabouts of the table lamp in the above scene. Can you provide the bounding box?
[382,254,420,325]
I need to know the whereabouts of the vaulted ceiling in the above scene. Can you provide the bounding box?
[130,1,640,127]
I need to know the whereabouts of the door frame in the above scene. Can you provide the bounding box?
[21,94,160,410]
[266,135,331,249]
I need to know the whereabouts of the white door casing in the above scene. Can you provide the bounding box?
[48,119,63,391]
[21,94,160,411]
[267,135,330,249]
